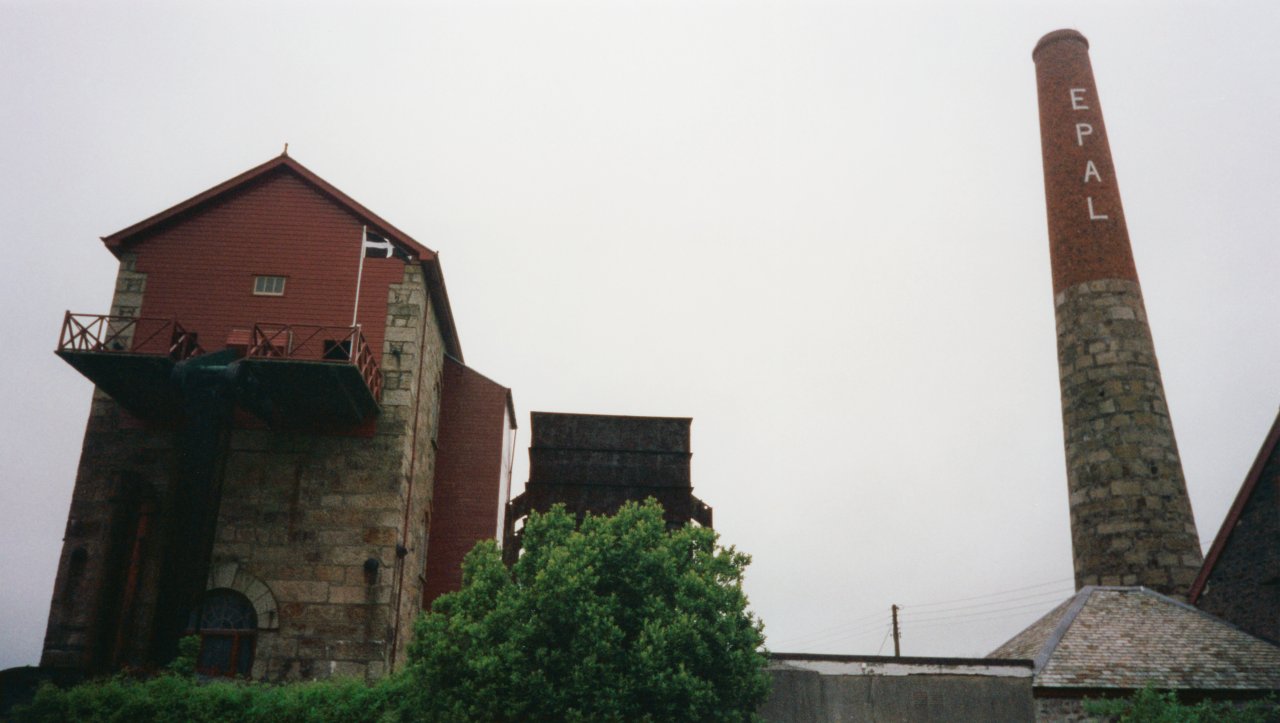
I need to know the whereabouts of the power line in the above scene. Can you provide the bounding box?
[901,597,1072,625]
[901,603,1062,633]
[817,620,894,647]
[876,626,893,655]
[899,586,1074,619]
[770,610,891,649]
[902,577,1073,609]
[772,616,891,650]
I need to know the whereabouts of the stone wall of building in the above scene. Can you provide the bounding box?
[1195,443,1280,643]
[1033,696,1091,722]
[43,262,445,682]
[210,264,443,681]
[41,254,181,672]
[1055,279,1202,594]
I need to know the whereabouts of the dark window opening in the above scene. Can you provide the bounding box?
[323,339,352,361]
[191,588,257,677]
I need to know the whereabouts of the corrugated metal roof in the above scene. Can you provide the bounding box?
[989,586,1280,690]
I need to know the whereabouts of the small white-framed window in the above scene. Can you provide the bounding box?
[253,276,286,296]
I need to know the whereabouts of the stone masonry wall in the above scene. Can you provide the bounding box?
[211,264,443,682]
[1034,696,1091,722]
[1196,449,1280,643]
[1055,279,1202,595]
[42,254,183,671]
[385,266,444,672]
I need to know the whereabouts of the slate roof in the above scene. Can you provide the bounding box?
[989,586,1280,690]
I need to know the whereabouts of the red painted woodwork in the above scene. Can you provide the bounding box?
[121,170,406,365]
[423,357,514,608]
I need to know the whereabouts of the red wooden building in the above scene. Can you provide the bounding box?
[43,153,515,681]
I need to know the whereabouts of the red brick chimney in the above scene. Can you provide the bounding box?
[1032,29,1202,596]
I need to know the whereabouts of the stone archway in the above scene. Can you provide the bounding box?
[206,562,279,631]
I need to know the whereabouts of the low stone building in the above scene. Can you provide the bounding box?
[41,154,515,681]
[990,586,1280,720]
[1189,408,1280,644]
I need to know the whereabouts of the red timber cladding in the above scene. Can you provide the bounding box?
[128,169,407,363]
[423,357,511,608]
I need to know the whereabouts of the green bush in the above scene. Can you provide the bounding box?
[12,674,399,723]
[9,634,403,722]
[13,502,769,722]
[1084,685,1279,723]
[404,500,770,722]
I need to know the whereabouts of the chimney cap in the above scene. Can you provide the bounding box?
[1033,29,1089,61]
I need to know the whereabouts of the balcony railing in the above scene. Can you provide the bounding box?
[247,323,382,402]
[58,312,205,360]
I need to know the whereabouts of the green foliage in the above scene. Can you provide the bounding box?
[405,500,770,722]
[1084,685,1279,723]
[12,502,769,722]
[163,635,200,677]
[12,675,400,723]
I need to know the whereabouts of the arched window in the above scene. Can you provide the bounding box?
[193,588,257,677]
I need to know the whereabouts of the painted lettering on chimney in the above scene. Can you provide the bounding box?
[1072,88,1107,222]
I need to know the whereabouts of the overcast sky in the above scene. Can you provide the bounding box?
[2,0,1278,669]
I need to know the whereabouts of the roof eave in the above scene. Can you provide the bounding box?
[423,255,462,361]
[100,154,437,265]
[95,153,463,358]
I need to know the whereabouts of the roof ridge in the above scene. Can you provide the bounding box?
[1032,586,1092,673]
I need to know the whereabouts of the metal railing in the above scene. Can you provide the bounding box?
[247,323,382,401]
[58,312,205,360]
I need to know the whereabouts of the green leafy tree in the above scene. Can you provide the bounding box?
[404,500,770,722]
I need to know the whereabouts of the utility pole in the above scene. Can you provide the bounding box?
[891,604,901,657]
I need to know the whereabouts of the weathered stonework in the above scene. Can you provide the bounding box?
[41,254,174,672]
[208,264,444,681]
[1055,279,1202,594]
[43,263,445,682]
[1191,414,1280,643]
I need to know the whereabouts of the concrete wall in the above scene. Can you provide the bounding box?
[759,656,1034,722]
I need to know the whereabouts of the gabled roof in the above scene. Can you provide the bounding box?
[99,153,462,360]
[989,586,1280,691]
[1189,407,1280,603]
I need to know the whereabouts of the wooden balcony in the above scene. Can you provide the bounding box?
[56,313,205,421]
[235,323,382,427]
[57,313,382,427]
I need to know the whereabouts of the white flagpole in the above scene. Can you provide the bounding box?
[352,225,367,327]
